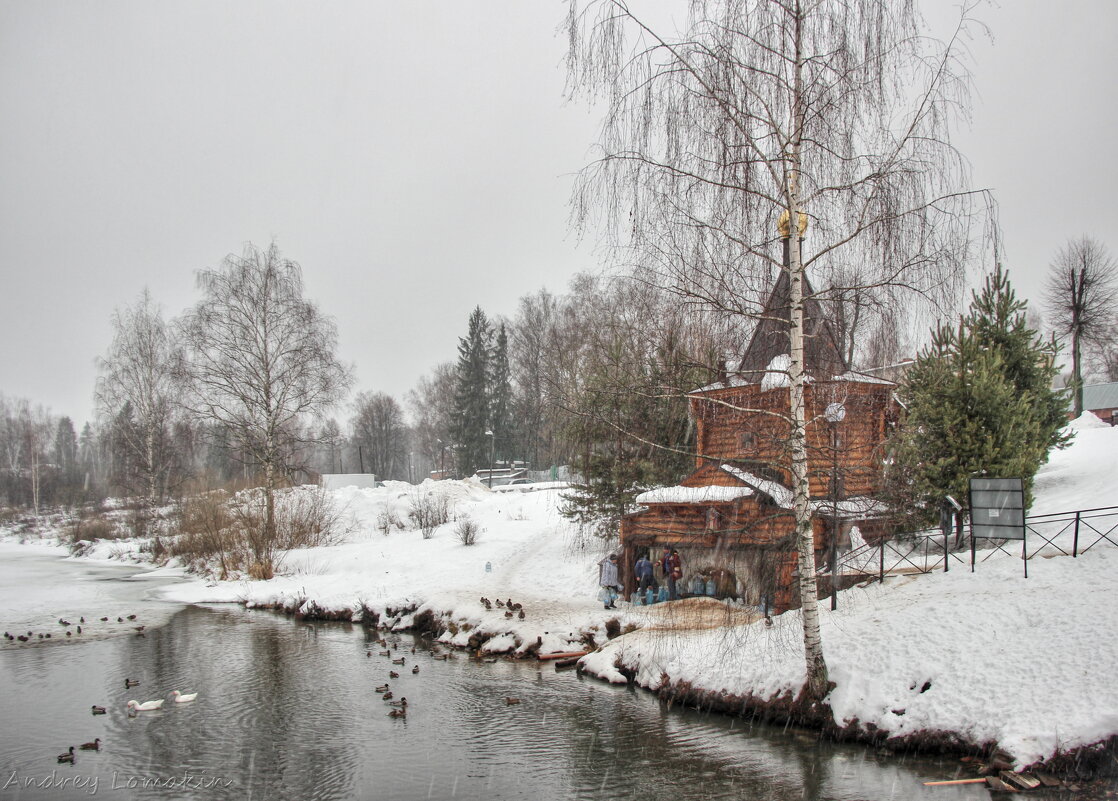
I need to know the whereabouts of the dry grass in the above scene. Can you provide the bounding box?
[633,597,760,632]
[170,485,348,580]
[63,514,124,545]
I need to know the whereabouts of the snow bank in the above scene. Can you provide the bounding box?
[1031,416,1118,515]
[583,548,1118,766]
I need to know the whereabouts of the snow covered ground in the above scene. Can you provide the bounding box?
[2,414,1117,768]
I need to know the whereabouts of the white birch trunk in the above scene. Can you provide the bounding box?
[788,1,829,702]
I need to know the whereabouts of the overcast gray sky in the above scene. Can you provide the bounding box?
[2,1,1115,427]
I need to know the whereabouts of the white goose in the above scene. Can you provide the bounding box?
[170,690,198,703]
[127,699,164,712]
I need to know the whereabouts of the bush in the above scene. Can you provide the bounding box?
[376,507,405,537]
[271,486,348,550]
[408,488,452,539]
[170,485,349,580]
[171,489,239,579]
[63,513,123,545]
[454,516,481,546]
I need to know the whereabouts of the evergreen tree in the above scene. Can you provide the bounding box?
[452,307,493,476]
[53,417,78,478]
[560,322,710,537]
[488,324,514,464]
[77,422,104,494]
[889,266,1069,521]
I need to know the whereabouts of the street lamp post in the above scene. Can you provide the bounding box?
[824,402,846,611]
[485,430,495,487]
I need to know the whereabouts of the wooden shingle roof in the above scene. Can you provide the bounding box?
[735,270,848,382]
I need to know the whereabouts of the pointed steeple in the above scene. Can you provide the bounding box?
[735,269,848,382]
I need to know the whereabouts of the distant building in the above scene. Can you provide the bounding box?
[1073,382,1118,425]
[320,474,383,490]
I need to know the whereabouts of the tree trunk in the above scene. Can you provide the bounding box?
[30,449,41,516]
[788,2,829,703]
[146,422,157,507]
[789,231,829,701]
[1071,324,1083,417]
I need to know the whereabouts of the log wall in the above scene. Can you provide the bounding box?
[691,379,895,498]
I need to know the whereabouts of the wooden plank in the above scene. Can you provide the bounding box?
[536,651,587,661]
[922,778,987,786]
[1033,772,1062,788]
[984,777,1018,792]
[1001,772,1041,791]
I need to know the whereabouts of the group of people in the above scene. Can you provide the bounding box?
[598,547,683,609]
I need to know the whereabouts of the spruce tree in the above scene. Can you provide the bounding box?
[452,307,493,477]
[488,324,514,464]
[889,266,1069,521]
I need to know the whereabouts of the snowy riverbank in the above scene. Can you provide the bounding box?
[3,415,1117,774]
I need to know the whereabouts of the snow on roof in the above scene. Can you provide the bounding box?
[689,374,751,393]
[760,354,792,391]
[810,496,889,519]
[690,364,874,395]
[831,371,895,385]
[719,465,794,508]
[633,485,754,505]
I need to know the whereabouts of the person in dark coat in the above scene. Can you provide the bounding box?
[663,548,682,601]
[634,553,657,597]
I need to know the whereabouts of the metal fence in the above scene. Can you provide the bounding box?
[832,505,1118,584]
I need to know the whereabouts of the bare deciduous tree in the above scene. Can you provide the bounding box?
[510,290,560,469]
[1044,237,1118,416]
[177,243,352,576]
[406,362,457,477]
[0,396,54,513]
[565,0,992,699]
[96,289,182,506]
[351,391,408,480]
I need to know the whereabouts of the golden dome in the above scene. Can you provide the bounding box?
[778,210,808,238]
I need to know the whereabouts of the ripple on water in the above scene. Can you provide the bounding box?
[0,598,1007,801]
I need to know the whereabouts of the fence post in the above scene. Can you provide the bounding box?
[1073,511,1080,558]
[879,541,884,583]
[944,529,949,573]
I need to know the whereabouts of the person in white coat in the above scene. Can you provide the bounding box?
[598,554,622,609]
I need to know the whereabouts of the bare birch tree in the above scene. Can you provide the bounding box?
[0,396,54,513]
[96,289,182,506]
[565,0,992,700]
[177,243,352,576]
[1044,237,1118,417]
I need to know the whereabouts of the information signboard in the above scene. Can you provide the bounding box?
[969,477,1025,540]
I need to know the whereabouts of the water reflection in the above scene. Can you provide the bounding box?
[1,597,1034,800]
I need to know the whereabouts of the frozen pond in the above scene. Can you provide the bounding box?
[0,548,1037,800]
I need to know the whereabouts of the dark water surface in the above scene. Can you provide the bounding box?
[0,555,1012,801]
